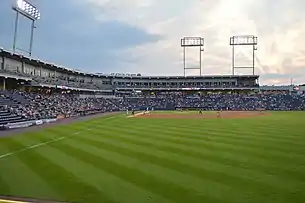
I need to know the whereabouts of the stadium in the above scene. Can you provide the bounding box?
[1,1,305,203]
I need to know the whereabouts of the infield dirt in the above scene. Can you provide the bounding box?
[135,111,268,119]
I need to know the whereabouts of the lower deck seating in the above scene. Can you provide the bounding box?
[0,109,26,125]
[0,94,28,126]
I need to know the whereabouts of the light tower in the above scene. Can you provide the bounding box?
[181,37,204,76]
[230,35,258,75]
[12,0,41,56]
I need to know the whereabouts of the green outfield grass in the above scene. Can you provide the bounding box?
[0,112,305,203]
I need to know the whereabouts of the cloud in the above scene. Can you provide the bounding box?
[0,0,160,73]
[1,0,305,85]
[82,0,305,84]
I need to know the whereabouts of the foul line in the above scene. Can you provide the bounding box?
[0,137,65,160]
[0,199,28,203]
[0,116,116,161]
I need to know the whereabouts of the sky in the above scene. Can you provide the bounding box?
[1,0,305,85]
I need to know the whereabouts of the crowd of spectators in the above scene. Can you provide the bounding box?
[116,92,305,111]
[0,90,304,126]
[0,90,119,121]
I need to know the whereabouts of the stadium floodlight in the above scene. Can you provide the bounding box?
[15,0,40,20]
[181,37,204,76]
[230,35,258,75]
[12,0,41,56]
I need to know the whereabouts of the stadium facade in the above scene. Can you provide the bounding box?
[1,48,302,95]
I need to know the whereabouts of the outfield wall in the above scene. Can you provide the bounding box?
[0,118,57,130]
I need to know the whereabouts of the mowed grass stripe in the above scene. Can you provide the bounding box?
[110,117,303,146]
[161,123,305,151]
[0,116,124,157]
[39,117,125,138]
[214,119,305,141]
[74,131,305,187]
[85,122,305,173]
[55,117,304,181]
[0,156,60,200]
[84,128,305,185]
[0,122,175,203]
[131,113,305,140]
[197,130,305,153]
[98,117,305,155]
[3,139,117,203]
[71,133,300,203]
[226,122,305,143]
[90,129,305,183]
[0,124,86,155]
[34,143,175,203]
[136,127,305,163]
[0,116,122,156]
[134,118,305,146]
[15,119,305,164]
[121,120,305,158]
[117,123,305,161]
[51,138,228,203]
[42,122,304,203]
[35,120,300,174]
[1,113,305,203]
[0,173,10,196]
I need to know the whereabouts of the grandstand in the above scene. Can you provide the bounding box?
[0,47,304,129]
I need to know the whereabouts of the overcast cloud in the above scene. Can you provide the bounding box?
[82,0,305,85]
[1,0,305,85]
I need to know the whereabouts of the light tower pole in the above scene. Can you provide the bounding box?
[230,35,258,75]
[12,0,41,56]
[181,37,204,76]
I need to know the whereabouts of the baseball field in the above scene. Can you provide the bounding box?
[0,111,305,203]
